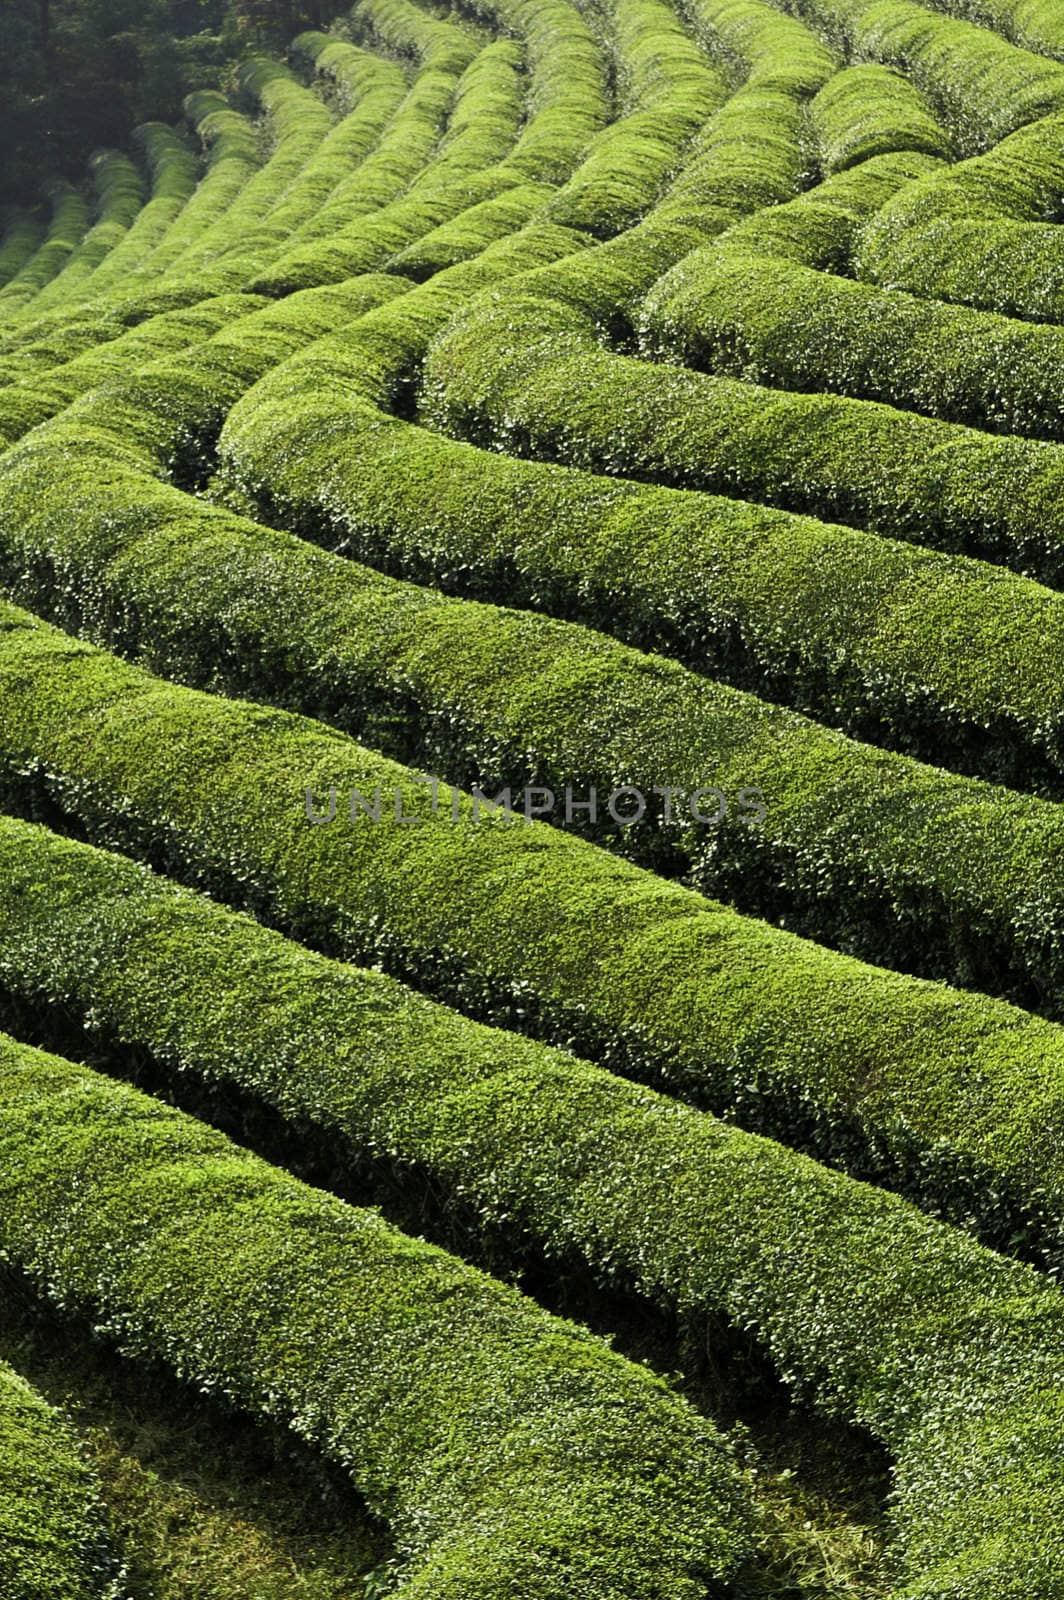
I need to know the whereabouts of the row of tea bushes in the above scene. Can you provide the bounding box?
[101,90,260,286]
[0,185,89,319]
[7,600,1064,1245]
[643,143,941,271]
[247,31,568,297]
[856,109,1064,321]
[0,211,43,288]
[82,122,200,298]
[431,219,1064,580]
[685,0,837,95]
[245,10,514,294]
[3,814,1064,1597]
[25,151,144,316]
[0,292,275,450]
[641,195,1064,441]
[14,341,1064,1013]
[388,182,559,277]
[915,0,1064,58]
[148,57,339,291]
[466,0,608,183]
[809,62,953,172]
[0,14,498,388]
[0,1025,754,1600]
[784,0,1064,147]
[540,0,727,237]
[0,93,258,357]
[222,11,816,483]
[0,35,387,347]
[234,307,1064,788]
[0,1350,119,1600]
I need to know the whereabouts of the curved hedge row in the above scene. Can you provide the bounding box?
[0,40,409,368]
[0,1026,754,1600]
[6,818,1064,1597]
[0,1351,119,1600]
[540,0,727,237]
[0,211,44,289]
[784,0,1064,148]
[6,599,1064,1255]
[0,184,89,318]
[467,0,609,183]
[26,151,144,315]
[82,123,200,297]
[917,0,1064,58]
[12,336,1064,1015]
[0,94,259,358]
[243,32,416,254]
[247,43,555,296]
[244,13,511,294]
[856,109,1064,322]
[388,182,559,277]
[221,173,1064,791]
[120,89,260,281]
[0,15,493,387]
[685,0,837,94]
[647,142,941,270]
[641,193,1064,441]
[160,57,337,288]
[810,62,953,172]
[0,292,275,450]
[218,10,818,504]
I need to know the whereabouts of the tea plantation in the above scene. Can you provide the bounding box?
[2,0,1064,1594]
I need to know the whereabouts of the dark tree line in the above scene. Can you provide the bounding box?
[0,0,344,203]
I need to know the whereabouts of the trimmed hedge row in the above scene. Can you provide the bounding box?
[244,16,506,294]
[192,12,802,460]
[856,109,1064,322]
[221,17,815,475]
[684,0,838,94]
[784,0,1064,148]
[917,0,1064,59]
[639,0,833,233]
[0,185,90,319]
[83,123,200,297]
[0,21,475,381]
[256,0,686,297]
[0,1349,119,1600]
[0,45,404,367]
[810,62,953,172]
[640,200,1064,441]
[0,1026,754,1600]
[414,38,528,181]
[225,272,1064,788]
[247,39,551,296]
[129,90,261,279]
[17,376,1064,1014]
[646,145,943,271]
[388,182,559,277]
[7,600,1064,1251]
[0,293,274,451]
[31,220,577,476]
[0,94,260,361]
[158,57,337,288]
[540,0,727,237]
[420,126,1064,580]
[261,33,441,256]
[4,816,1064,1597]
[104,89,257,285]
[0,212,44,289]
[26,151,145,315]
[467,0,608,184]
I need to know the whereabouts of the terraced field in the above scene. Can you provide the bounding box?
[3,0,1064,1595]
